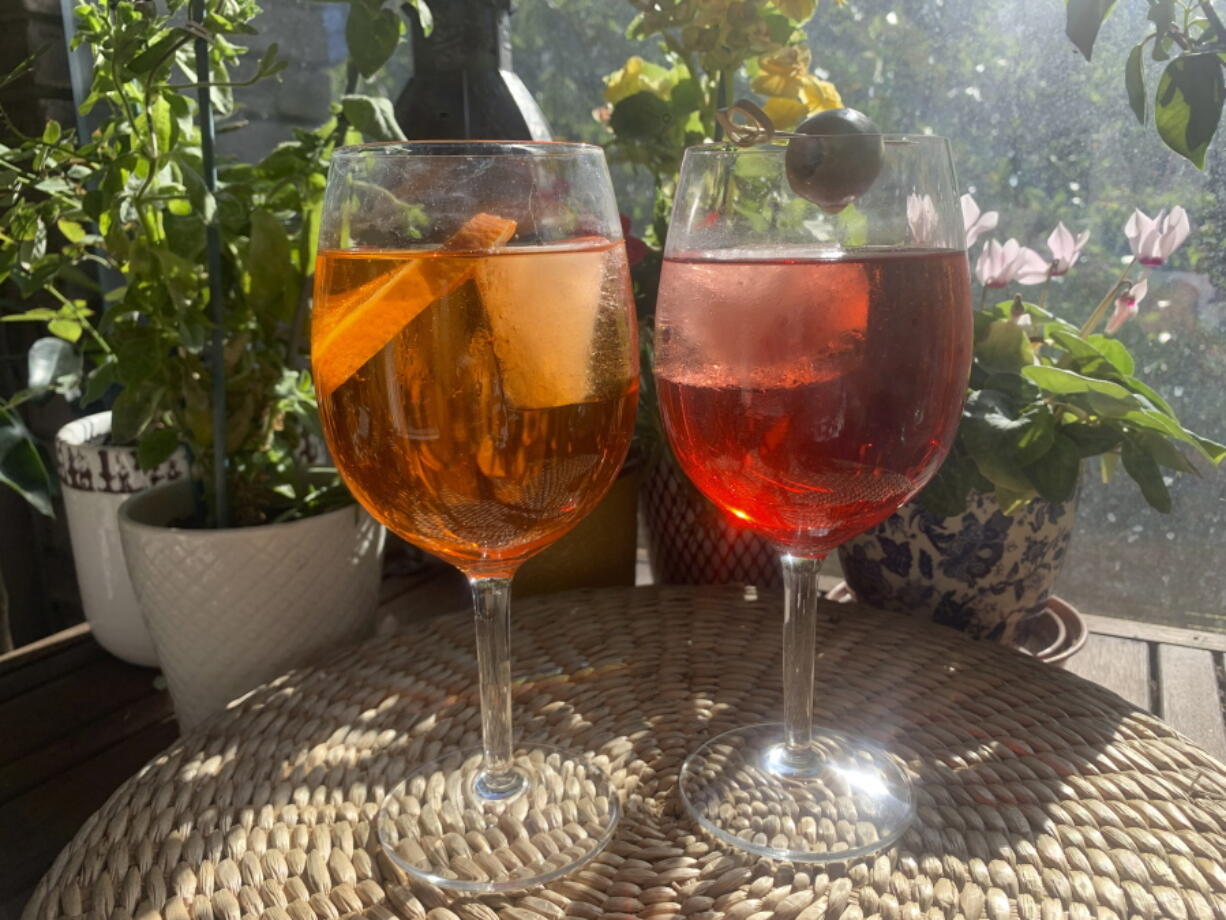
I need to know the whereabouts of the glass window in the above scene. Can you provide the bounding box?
[512,0,1225,631]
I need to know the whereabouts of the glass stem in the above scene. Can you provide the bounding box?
[471,576,523,799]
[780,553,825,767]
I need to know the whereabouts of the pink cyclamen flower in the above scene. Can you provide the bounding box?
[1015,222,1090,283]
[1106,276,1148,334]
[961,193,999,249]
[975,238,1046,288]
[1046,222,1090,275]
[907,193,939,246]
[1125,207,1190,267]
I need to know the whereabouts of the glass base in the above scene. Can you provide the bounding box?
[678,723,914,863]
[376,744,619,892]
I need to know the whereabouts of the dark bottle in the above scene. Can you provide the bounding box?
[395,0,550,140]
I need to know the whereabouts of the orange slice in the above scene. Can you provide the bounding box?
[313,213,517,392]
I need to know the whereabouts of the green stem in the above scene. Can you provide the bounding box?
[47,286,114,356]
[978,285,988,312]
[1039,275,1051,310]
[1080,255,1137,336]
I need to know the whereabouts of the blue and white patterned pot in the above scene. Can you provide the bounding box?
[837,492,1076,646]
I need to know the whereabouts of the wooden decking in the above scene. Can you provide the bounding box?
[1067,612,1226,761]
[2,572,1225,919]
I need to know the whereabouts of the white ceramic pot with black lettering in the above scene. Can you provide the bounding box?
[118,478,386,729]
[55,411,186,666]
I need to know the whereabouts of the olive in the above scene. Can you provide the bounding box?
[784,108,884,213]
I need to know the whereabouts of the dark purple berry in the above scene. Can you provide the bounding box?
[785,108,884,213]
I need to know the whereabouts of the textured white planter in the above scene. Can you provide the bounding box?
[55,411,187,666]
[119,479,385,730]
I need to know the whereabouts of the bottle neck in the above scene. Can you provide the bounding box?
[410,1,512,73]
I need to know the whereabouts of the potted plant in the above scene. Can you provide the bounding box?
[601,0,846,587]
[0,0,417,724]
[839,198,1226,649]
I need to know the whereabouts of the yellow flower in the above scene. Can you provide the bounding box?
[762,96,809,130]
[770,0,816,21]
[750,45,812,98]
[800,76,842,112]
[752,45,843,124]
[604,57,644,104]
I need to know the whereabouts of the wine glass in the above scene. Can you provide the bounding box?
[654,134,972,862]
[313,142,638,891]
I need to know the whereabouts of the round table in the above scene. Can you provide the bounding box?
[24,587,1226,920]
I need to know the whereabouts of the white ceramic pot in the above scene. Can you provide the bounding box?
[55,411,187,666]
[118,479,386,730]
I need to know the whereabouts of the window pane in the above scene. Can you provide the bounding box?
[512,0,1226,631]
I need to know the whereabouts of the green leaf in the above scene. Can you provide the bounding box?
[0,409,54,517]
[2,307,59,323]
[609,90,675,142]
[126,33,181,76]
[255,43,286,80]
[346,0,401,79]
[1025,432,1081,504]
[1121,374,1174,416]
[114,325,164,388]
[110,383,164,445]
[1085,334,1135,375]
[917,451,977,518]
[150,94,175,154]
[1047,327,1097,358]
[836,205,868,248]
[1133,431,1198,475]
[56,219,86,243]
[81,358,119,406]
[1196,435,1226,464]
[1148,0,1175,34]
[1121,436,1171,512]
[961,392,1035,494]
[1063,422,1123,458]
[1014,409,1056,466]
[341,94,405,142]
[669,77,702,114]
[1022,365,1135,401]
[976,320,1033,374]
[1085,390,1142,418]
[47,318,83,342]
[1066,0,1117,61]
[1126,42,1147,123]
[1155,53,1225,169]
[1117,406,1205,451]
[762,11,795,44]
[137,427,179,470]
[247,209,299,324]
[407,0,431,34]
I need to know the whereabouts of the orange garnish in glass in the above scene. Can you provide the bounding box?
[313,212,517,392]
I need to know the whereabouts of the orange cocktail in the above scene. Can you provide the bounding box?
[313,234,637,575]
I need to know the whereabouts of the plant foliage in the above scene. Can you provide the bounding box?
[0,0,416,525]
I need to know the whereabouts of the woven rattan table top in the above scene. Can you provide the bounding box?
[23,586,1226,920]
